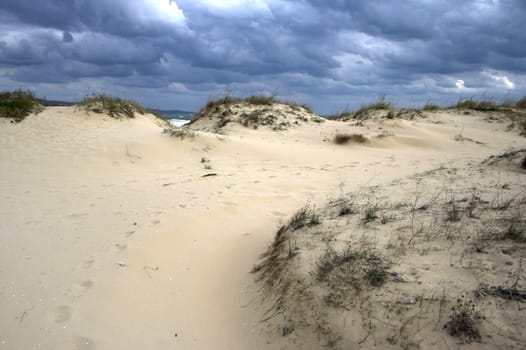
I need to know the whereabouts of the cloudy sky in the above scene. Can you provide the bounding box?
[1,0,525,114]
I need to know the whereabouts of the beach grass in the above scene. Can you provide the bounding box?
[327,96,394,120]
[422,100,441,111]
[192,94,312,122]
[77,93,148,119]
[334,133,367,145]
[355,95,394,115]
[0,89,42,122]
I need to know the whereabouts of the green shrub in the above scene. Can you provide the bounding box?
[0,89,41,122]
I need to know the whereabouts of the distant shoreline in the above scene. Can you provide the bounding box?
[38,99,195,121]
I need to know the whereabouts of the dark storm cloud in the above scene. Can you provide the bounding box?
[62,31,74,43]
[0,0,524,113]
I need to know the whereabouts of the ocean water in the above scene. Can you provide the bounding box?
[167,118,190,127]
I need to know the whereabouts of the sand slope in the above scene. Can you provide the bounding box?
[0,105,525,349]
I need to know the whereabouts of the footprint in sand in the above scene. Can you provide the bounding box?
[53,336,96,350]
[272,211,286,217]
[46,305,72,323]
[76,280,93,290]
[114,243,127,252]
[65,213,88,219]
[122,230,135,238]
[150,220,160,225]
[81,259,94,270]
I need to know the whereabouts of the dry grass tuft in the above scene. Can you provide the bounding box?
[355,95,394,116]
[163,127,195,140]
[444,296,481,343]
[453,97,501,111]
[77,93,147,119]
[516,96,526,109]
[334,133,368,145]
[422,100,441,111]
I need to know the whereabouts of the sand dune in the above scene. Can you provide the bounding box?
[1,104,525,349]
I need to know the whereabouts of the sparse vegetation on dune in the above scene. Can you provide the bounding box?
[420,96,526,112]
[0,89,42,122]
[449,96,526,112]
[188,93,318,132]
[328,96,394,121]
[327,96,526,124]
[444,296,482,343]
[316,242,390,289]
[193,94,313,120]
[354,95,394,116]
[253,151,526,348]
[422,100,441,111]
[163,126,195,140]
[516,96,526,109]
[451,97,502,111]
[76,93,149,119]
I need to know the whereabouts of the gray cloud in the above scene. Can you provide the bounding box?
[62,31,74,43]
[0,0,525,113]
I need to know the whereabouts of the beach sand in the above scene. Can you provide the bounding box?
[1,104,525,349]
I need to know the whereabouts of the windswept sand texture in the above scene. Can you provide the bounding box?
[1,104,525,349]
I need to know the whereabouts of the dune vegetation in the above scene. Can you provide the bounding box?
[76,93,149,119]
[0,89,42,122]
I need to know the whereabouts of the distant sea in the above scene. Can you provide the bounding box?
[37,100,196,127]
[151,109,195,128]
[167,118,191,127]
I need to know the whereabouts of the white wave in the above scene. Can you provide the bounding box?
[168,118,190,127]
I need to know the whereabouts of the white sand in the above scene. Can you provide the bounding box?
[0,105,524,349]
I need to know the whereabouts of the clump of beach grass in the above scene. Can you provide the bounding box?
[362,204,379,224]
[0,89,42,122]
[316,242,390,308]
[453,97,501,111]
[163,126,195,140]
[77,93,147,119]
[450,96,526,112]
[327,96,394,120]
[516,96,526,109]
[334,133,368,145]
[288,204,322,230]
[422,100,441,111]
[444,296,481,343]
[355,95,394,116]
